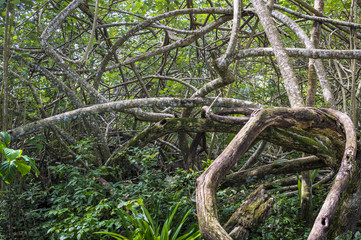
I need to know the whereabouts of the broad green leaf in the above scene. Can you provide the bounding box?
[0,160,17,183]
[0,132,10,145]
[23,155,40,176]
[164,202,179,229]
[0,142,5,153]
[141,204,156,232]
[15,159,31,176]
[3,148,22,160]
[160,224,169,240]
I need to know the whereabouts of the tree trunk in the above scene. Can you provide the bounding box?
[301,0,324,225]
[196,107,348,239]
[223,185,274,239]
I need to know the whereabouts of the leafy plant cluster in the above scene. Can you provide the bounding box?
[0,146,200,240]
[0,142,352,240]
[0,132,39,184]
[96,200,200,240]
[251,194,312,240]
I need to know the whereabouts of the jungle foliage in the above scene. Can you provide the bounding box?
[1,0,361,239]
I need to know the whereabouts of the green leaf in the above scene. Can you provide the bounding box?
[311,169,320,184]
[160,224,169,240]
[0,142,5,153]
[22,155,40,176]
[141,204,156,233]
[165,202,180,229]
[296,173,302,203]
[3,148,22,161]
[0,160,17,184]
[0,132,10,145]
[171,209,191,240]
[15,159,31,176]
[94,231,128,240]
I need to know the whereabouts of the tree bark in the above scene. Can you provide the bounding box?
[222,156,326,188]
[252,0,304,107]
[302,0,324,224]
[234,47,361,60]
[7,97,261,140]
[350,0,358,126]
[271,10,335,108]
[308,109,357,239]
[196,107,346,239]
[223,186,274,239]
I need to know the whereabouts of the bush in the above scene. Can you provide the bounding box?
[1,144,201,239]
[96,200,200,240]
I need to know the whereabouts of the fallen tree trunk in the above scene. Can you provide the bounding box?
[221,155,326,188]
[223,185,274,239]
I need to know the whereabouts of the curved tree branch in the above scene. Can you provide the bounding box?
[7,97,261,139]
[196,107,351,239]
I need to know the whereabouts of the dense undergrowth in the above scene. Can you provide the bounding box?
[0,146,200,240]
[0,145,348,240]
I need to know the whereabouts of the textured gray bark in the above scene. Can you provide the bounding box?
[222,156,326,188]
[39,0,107,103]
[234,47,361,60]
[350,0,358,126]
[272,10,335,108]
[178,1,242,163]
[196,108,344,239]
[302,0,323,224]
[188,3,242,100]
[252,0,303,107]
[224,186,274,239]
[273,0,325,224]
[274,4,361,29]
[224,0,242,59]
[7,97,261,139]
[308,109,357,239]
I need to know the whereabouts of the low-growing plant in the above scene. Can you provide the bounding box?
[0,132,39,184]
[1,146,201,240]
[96,200,200,240]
